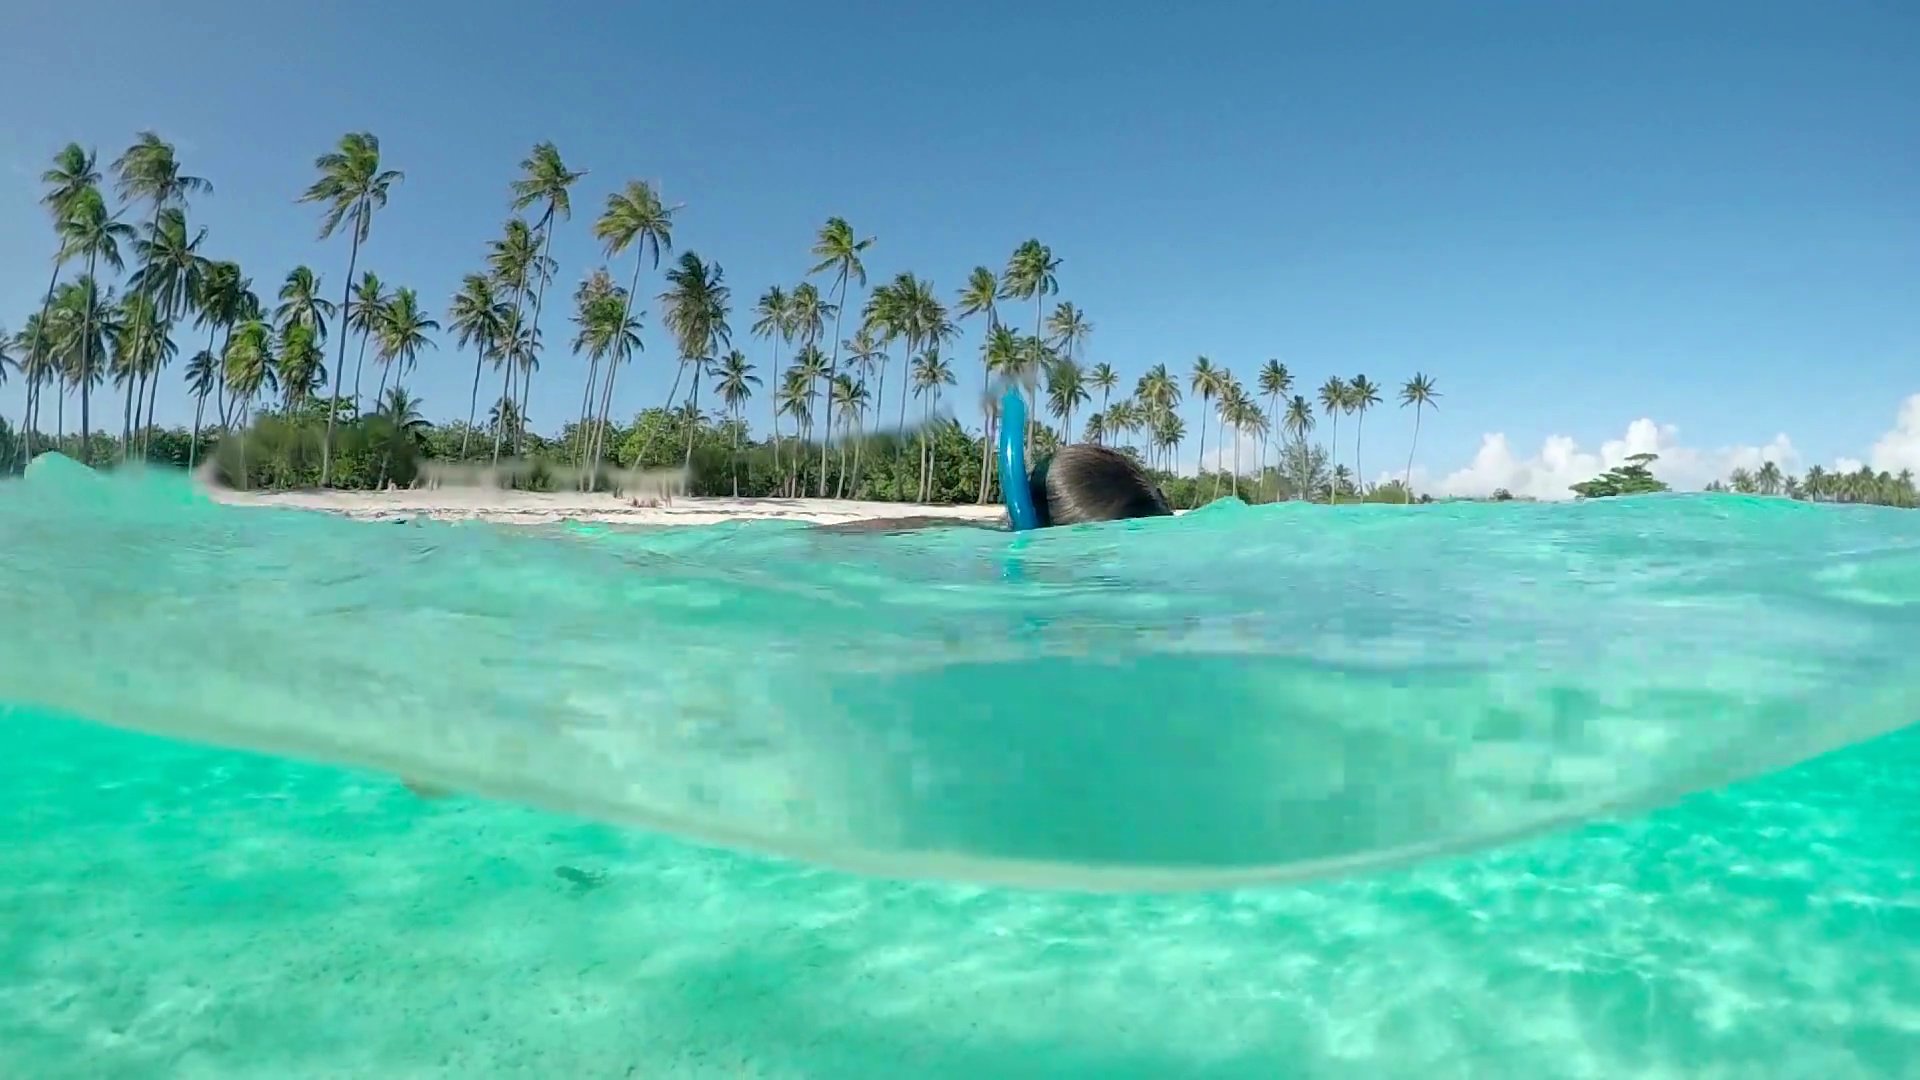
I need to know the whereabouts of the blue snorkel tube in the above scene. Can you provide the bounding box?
[998,386,1041,532]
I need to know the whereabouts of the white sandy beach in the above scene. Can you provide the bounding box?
[209,485,1013,529]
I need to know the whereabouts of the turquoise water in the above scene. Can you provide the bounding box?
[3,454,1920,1074]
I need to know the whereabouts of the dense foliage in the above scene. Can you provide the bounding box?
[0,132,1444,507]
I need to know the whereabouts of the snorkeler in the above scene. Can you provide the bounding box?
[821,387,1172,534]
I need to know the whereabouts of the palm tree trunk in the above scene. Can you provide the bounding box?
[319,226,362,488]
[572,353,601,471]
[141,361,160,458]
[1192,395,1208,507]
[1327,415,1339,504]
[1404,405,1421,503]
[78,251,102,463]
[682,362,702,470]
[1355,412,1365,499]
[21,262,62,462]
[490,355,515,465]
[730,407,740,497]
[187,394,205,470]
[817,268,849,497]
[518,223,559,457]
[375,359,393,409]
[462,344,488,460]
[587,256,647,481]
[122,367,137,457]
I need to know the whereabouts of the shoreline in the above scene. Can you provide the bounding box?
[206,486,1013,529]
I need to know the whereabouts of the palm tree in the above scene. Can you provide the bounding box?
[999,240,1060,458]
[300,131,402,487]
[568,269,642,471]
[373,385,433,489]
[659,252,732,470]
[1211,374,1243,499]
[775,365,813,497]
[508,142,586,453]
[589,179,675,480]
[808,217,874,496]
[828,373,870,483]
[791,344,831,493]
[752,286,793,482]
[113,132,210,459]
[1045,302,1092,369]
[448,273,505,458]
[956,267,1003,502]
[222,318,276,482]
[183,348,218,470]
[20,144,103,461]
[1316,376,1348,502]
[1088,363,1119,434]
[57,189,134,456]
[842,323,886,492]
[1187,357,1223,492]
[1134,364,1181,471]
[276,323,327,413]
[486,218,549,462]
[374,287,439,395]
[1045,357,1090,442]
[126,207,209,452]
[1398,373,1439,501]
[1346,374,1382,497]
[911,347,956,501]
[191,262,257,431]
[1283,394,1316,500]
[274,266,335,341]
[1257,360,1291,498]
[712,349,760,496]
[345,272,389,416]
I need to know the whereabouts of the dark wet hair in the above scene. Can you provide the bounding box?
[1029,444,1174,527]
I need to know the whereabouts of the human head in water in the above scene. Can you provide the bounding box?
[1028,443,1173,527]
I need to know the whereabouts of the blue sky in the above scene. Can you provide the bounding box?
[1,1,1915,495]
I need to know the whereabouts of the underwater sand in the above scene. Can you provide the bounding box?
[2,713,1916,1078]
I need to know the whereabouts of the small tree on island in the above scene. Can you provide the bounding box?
[1571,452,1671,498]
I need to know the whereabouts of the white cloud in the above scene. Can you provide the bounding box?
[1867,393,1920,475]
[1418,418,1797,501]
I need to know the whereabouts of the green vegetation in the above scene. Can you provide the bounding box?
[1570,452,1672,498]
[0,131,1442,507]
[1709,461,1917,508]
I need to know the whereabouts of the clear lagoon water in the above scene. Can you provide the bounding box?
[3,455,1919,1076]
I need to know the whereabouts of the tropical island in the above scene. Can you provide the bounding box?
[2,132,1913,515]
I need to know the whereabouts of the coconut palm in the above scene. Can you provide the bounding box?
[274,266,335,342]
[751,286,793,482]
[589,179,676,478]
[1316,376,1348,502]
[1135,364,1182,471]
[113,132,210,459]
[374,287,439,395]
[109,292,173,450]
[1257,360,1291,497]
[659,252,732,469]
[1045,302,1092,368]
[222,318,276,482]
[568,269,642,470]
[300,131,402,487]
[20,145,103,459]
[126,207,209,449]
[999,240,1060,457]
[712,349,760,495]
[276,323,327,413]
[448,273,505,457]
[828,373,870,482]
[183,348,218,469]
[1210,373,1243,499]
[1045,357,1089,443]
[485,218,549,461]
[841,323,887,492]
[56,190,134,455]
[1398,372,1439,501]
[344,272,388,416]
[1346,374,1382,496]
[1187,357,1223,494]
[508,142,586,452]
[807,217,874,496]
[775,365,813,497]
[1283,394,1316,501]
[956,266,1002,501]
[191,262,257,430]
[911,347,956,501]
[1088,363,1119,432]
